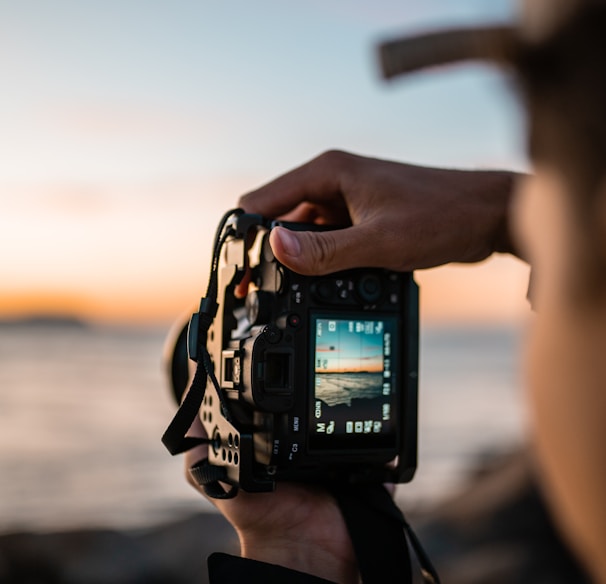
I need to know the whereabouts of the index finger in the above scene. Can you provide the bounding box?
[238,150,355,218]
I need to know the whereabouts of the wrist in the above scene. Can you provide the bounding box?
[490,170,528,260]
[239,534,359,584]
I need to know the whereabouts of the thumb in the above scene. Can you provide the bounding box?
[269,226,359,275]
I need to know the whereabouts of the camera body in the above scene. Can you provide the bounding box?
[186,215,419,492]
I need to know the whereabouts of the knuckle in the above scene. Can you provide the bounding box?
[314,150,359,195]
[315,149,353,174]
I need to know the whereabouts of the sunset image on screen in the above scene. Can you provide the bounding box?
[314,317,390,408]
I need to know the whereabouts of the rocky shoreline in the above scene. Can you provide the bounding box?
[0,449,591,584]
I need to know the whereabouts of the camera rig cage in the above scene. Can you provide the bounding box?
[163,208,419,499]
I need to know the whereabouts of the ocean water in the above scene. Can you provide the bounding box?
[315,371,384,406]
[0,322,528,533]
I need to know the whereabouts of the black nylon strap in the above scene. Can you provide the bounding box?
[402,518,440,584]
[331,484,440,584]
[161,360,209,455]
[332,484,411,584]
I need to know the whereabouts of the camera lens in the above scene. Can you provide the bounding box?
[357,274,382,303]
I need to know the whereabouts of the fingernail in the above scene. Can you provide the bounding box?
[276,227,301,257]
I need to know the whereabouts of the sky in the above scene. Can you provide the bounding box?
[0,0,532,326]
[315,318,384,374]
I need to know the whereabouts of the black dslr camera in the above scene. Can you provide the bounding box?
[164,210,419,495]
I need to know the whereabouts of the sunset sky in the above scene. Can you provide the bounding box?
[0,0,531,326]
[315,318,384,373]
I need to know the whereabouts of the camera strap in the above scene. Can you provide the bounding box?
[162,209,244,457]
[331,483,440,584]
[161,358,210,455]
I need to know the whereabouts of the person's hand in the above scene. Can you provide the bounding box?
[184,416,359,583]
[239,150,520,275]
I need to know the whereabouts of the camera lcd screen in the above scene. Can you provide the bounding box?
[308,314,398,451]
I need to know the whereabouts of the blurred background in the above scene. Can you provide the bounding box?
[1,0,533,534]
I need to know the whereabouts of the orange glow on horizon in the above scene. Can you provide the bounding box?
[315,366,383,374]
[0,255,532,327]
[0,292,98,321]
[0,288,197,327]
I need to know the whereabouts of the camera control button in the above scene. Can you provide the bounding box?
[211,430,221,455]
[290,283,304,305]
[356,274,383,303]
[311,279,333,303]
[287,313,301,328]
